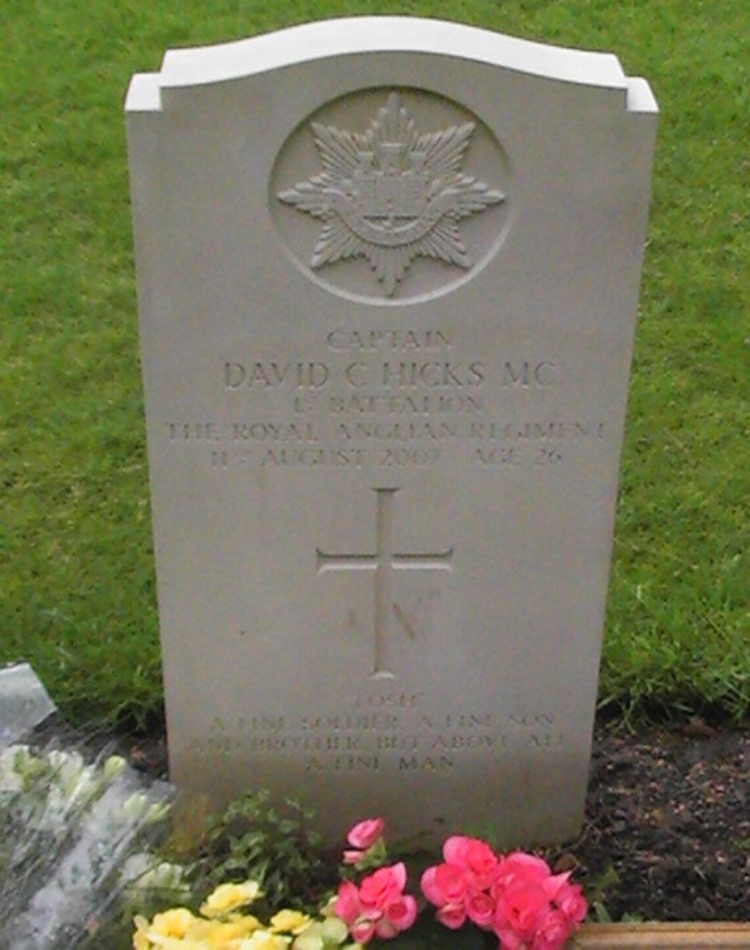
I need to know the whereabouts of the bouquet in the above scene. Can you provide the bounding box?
[0,742,174,948]
[134,817,587,949]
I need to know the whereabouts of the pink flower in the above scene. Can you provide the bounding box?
[343,849,366,865]
[342,818,387,868]
[421,841,586,949]
[494,879,550,944]
[493,851,552,893]
[423,839,502,933]
[531,908,573,950]
[334,863,416,944]
[351,919,376,943]
[466,890,496,930]
[436,902,467,929]
[421,863,469,906]
[334,881,362,926]
[359,863,406,910]
[494,929,525,950]
[443,835,499,889]
[541,871,571,902]
[375,895,418,938]
[554,882,587,924]
[347,818,385,850]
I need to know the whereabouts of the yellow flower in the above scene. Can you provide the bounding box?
[228,915,264,938]
[132,921,152,950]
[150,907,196,938]
[187,915,263,945]
[290,917,351,950]
[270,910,311,934]
[134,907,213,948]
[201,881,263,918]
[238,930,291,950]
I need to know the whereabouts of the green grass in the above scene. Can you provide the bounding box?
[1,0,748,728]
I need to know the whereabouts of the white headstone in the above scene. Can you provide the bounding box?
[126,17,657,845]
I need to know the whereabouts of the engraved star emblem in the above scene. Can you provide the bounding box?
[277,93,505,297]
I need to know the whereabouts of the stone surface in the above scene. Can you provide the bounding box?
[126,17,657,845]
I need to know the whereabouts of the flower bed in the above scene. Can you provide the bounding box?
[135,819,589,949]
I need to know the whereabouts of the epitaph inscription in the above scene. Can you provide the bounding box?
[277,92,505,297]
[192,699,565,777]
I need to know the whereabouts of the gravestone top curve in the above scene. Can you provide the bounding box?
[126,17,646,102]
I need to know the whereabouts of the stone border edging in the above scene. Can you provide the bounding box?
[576,922,750,947]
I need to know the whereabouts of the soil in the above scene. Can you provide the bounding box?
[125,719,750,924]
[559,721,750,923]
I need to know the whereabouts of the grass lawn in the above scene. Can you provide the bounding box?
[1,0,748,729]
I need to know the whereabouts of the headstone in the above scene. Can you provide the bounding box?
[126,17,657,845]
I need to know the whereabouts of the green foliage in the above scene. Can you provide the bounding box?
[187,790,336,915]
[1,0,748,724]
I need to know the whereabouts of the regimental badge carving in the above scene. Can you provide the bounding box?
[277,93,505,297]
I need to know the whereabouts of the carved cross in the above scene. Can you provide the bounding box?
[316,487,453,677]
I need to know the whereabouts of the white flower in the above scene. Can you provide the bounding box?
[103,755,128,782]
[120,851,153,883]
[0,744,37,790]
[121,854,187,901]
[0,749,24,792]
[145,801,171,825]
[48,750,100,805]
[48,748,83,776]
[122,792,150,821]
